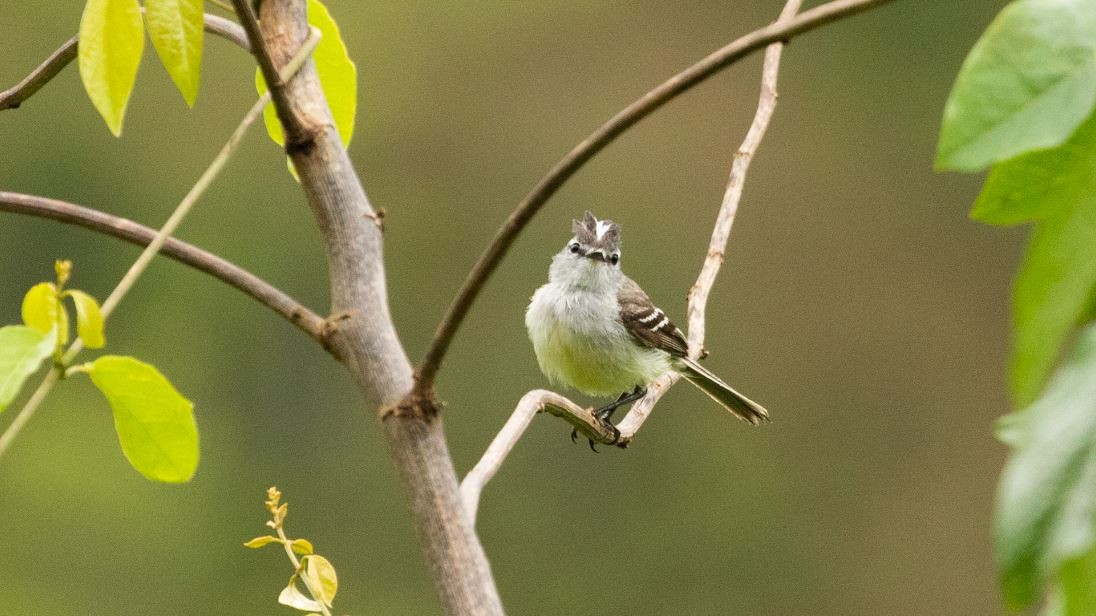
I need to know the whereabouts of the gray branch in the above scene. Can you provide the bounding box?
[234,1,505,612]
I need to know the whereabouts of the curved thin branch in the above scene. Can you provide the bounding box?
[460,0,805,524]
[414,0,898,392]
[0,14,248,111]
[0,191,327,344]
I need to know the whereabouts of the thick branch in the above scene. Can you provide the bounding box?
[235,1,504,612]
[460,0,804,524]
[415,0,899,392]
[0,191,327,344]
[0,14,248,111]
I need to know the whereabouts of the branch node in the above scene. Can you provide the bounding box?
[382,391,442,422]
[364,208,386,232]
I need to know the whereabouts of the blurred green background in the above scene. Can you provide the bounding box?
[1,1,1013,614]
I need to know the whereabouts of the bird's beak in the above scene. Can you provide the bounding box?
[582,250,608,263]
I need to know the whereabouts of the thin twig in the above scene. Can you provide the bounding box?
[459,0,805,524]
[0,31,322,463]
[231,0,309,143]
[414,0,898,393]
[0,192,326,344]
[0,14,248,111]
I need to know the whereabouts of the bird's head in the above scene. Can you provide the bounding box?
[549,211,623,289]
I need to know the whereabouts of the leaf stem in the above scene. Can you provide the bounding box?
[275,525,334,616]
[0,369,60,461]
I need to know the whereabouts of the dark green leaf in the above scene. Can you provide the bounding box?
[88,355,198,483]
[937,0,1096,171]
[996,324,1096,607]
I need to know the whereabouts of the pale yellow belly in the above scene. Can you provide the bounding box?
[533,315,671,397]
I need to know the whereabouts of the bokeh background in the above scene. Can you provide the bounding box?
[1,1,1015,614]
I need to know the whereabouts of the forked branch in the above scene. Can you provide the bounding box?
[415,0,898,394]
[461,0,805,524]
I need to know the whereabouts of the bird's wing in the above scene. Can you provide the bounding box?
[618,277,689,357]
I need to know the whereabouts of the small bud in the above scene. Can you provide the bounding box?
[54,260,72,286]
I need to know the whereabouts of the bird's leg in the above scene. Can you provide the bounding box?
[573,386,646,451]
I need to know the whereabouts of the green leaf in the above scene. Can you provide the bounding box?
[971,112,1096,404]
[78,0,145,136]
[88,355,198,483]
[290,538,314,555]
[1062,548,1096,616]
[971,124,1096,225]
[144,0,203,106]
[0,326,57,412]
[243,535,279,549]
[256,0,357,149]
[22,282,68,345]
[302,554,337,607]
[67,290,105,349]
[996,324,1096,608]
[936,0,1096,171]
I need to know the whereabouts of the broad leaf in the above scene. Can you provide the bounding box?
[996,324,1096,608]
[144,0,203,106]
[302,554,337,607]
[78,0,145,136]
[0,326,57,412]
[88,356,198,483]
[937,0,1096,171]
[21,282,68,345]
[982,112,1096,404]
[256,0,357,149]
[67,290,105,349]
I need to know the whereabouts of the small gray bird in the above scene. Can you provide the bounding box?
[526,211,768,449]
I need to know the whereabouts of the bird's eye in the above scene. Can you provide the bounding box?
[609,253,620,265]
[569,243,580,254]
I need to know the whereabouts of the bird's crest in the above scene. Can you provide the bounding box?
[571,211,620,251]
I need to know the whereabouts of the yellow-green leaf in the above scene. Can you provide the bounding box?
[78,0,145,136]
[0,326,57,412]
[243,535,279,549]
[290,538,314,555]
[302,554,337,607]
[88,356,198,483]
[22,282,68,345]
[67,290,105,349]
[145,0,203,106]
[256,0,357,150]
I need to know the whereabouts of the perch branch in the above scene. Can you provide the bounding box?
[0,192,327,344]
[460,0,803,524]
[0,14,248,111]
[415,0,897,393]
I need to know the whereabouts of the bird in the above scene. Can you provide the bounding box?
[525,211,768,450]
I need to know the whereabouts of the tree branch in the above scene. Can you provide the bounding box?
[0,191,327,344]
[0,14,248,111]
[460,0,804,525]
[414,0,897,394]
[233,1,505,612]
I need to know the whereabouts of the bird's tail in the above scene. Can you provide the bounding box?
[677,357,769,425]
